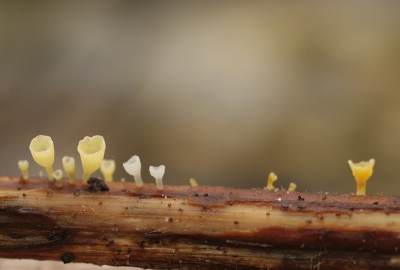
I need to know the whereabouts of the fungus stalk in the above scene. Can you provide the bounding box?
[123,155,143,187]
[29,135,55,181]
[62,156,76,184]
[100,159,115,182]
[149,165,165,190]
[77,136,106,184]
[18,160,29,181]
[266,172,278,190]
[52,169,63,188]
[348,159,375,195]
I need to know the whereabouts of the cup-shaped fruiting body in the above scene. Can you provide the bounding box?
[52,169,63,188]
[18,160,29,181]
[348,159,375,195]
[266,172,278,190]
[288,182,297,192]
[123,155,143,187]
[62,156,76,184]
[77,135,106,184]
[189,178,198,187]
[149,165,165,190]
[29,135,55,181]
[100,159,116,182]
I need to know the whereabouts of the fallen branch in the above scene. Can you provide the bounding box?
[0,176,399,269]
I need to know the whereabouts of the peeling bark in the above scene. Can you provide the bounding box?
[0,176,399,269]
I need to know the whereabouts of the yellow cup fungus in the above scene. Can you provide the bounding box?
[348,159,375,196]
[123,155,143,187]
[77,135,106,184]
[189,178,198,187]
[52,169,63,188]
[18,160,29,181]
[288,182,297,192]
[62,156,76,184]
[29,135,55,181]
[266,172,278,191]
[149,165,165,190]
[100,159,116,182]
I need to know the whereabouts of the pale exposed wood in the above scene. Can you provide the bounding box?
[0,176,399,269]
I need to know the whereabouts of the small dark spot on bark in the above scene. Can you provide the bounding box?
[178,208,183,212]
[121,189,126,192]
[117,249,121,253]
[204,193,208,197]
[168,217,173,222]
[384,208,390,215]
[297,195,304,201]
[139,241,145,247]
[193,193,199,197]
[125,206,128,209]
[73,190,80,196]
[106,239,115,246]
[202,205,210,210]
[373,201,379,205]
[17,187,20,190]
[317,214,324,220]
[168,203,171,207]
[47,230,69,241]
[98,201,103,205]
[281,203,289,210]
[229,201,233,205]
[297,203,307,209]
[322,193,327,200]
[234,220,239,224]
[72,213,77,217]
[140,194,151,199]
[22,193,26,197]
[266,212,270,216]
[306,219,312,224]
[103,236,107,240]
[335,212,341,216]
[216,246,222,250]
[350,207,354,211]
[87,177,109,192]
[61,252,76,264]
[128,247,131,252]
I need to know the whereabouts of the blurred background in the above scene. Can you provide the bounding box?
[2,1,400,196]
[1,1,400,269]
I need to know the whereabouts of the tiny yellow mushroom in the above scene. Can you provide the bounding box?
[189,178,198,187]
[348,159,375,195]
[18,160,29,181]
[29,135,55,181]
[100,159,116,182]
[266,172,278,191]
[52,169,63,188]
[288,182,297,192]
[77,135,106,184]
[62,156,76,184]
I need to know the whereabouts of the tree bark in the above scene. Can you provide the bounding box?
[0,175,399,269]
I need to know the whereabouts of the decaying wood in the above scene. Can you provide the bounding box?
[0,176,399,269]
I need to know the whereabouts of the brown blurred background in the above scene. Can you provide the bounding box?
[1,1,400,269]
[1,1,400,197]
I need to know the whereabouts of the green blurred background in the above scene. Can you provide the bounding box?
[1,1,400,197]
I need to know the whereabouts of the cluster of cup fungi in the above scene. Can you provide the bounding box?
[18,135,166,190]
[18,135,375,195]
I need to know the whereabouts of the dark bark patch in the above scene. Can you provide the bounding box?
[61,252,76,264]
[87,178,109,192]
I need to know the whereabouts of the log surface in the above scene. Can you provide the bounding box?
[0,176,399,269]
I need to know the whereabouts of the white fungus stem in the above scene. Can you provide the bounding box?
[149,165,165,190]
[123,155,143,187]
